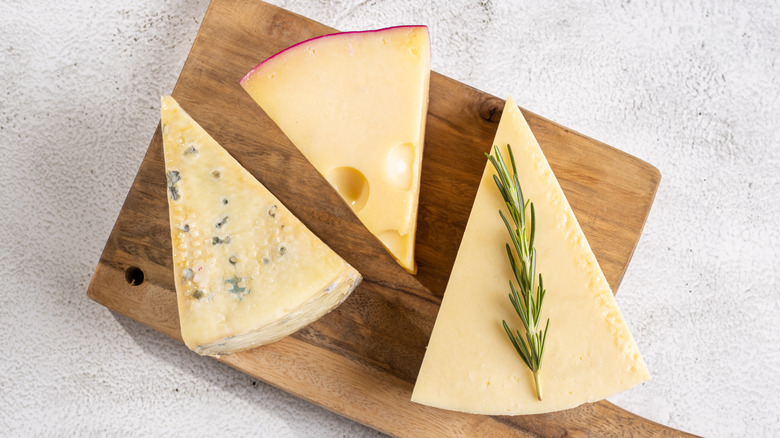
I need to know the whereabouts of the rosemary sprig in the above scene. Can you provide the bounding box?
[486,144,550,401]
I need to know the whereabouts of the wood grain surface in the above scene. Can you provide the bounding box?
[87,0,690,436]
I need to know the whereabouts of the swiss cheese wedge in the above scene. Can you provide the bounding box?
[240,26,431,274]
[161,96,361,356]
[411,97,649,414]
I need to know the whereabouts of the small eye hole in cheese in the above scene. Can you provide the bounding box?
[377,229,408,259]
[386,142,415,191]
[326,166,370,212]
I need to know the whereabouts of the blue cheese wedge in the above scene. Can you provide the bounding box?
[411,96,649,414]
[161,96,361,356]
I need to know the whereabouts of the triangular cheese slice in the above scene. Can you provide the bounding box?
[411,96,649,414]
[240,26,431,274]
[161,96,361,356]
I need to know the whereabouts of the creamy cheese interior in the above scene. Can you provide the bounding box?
[161,96,361,355]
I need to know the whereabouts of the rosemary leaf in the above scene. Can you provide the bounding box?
[487,144,550,401]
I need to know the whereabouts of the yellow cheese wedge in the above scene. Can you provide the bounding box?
[161,96,361,356]
[411,96,649,414]
[240,26,431,274]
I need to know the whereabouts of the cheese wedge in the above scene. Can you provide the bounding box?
[240,26,431,274]
[411,97,649,414]
[161,96,361,356]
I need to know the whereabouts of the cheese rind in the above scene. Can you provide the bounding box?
[240,26,431,274]
[411,96,649,414]
[161,96,361,356]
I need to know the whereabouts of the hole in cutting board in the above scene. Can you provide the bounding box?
[125,266,145,286]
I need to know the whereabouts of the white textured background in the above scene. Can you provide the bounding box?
[1,0,778,436]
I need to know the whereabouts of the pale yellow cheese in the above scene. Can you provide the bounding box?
[161,96,361,356]
[240,26,431,274]
[411,96,649,414]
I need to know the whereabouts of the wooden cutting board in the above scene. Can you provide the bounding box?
[87,0,688,436]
